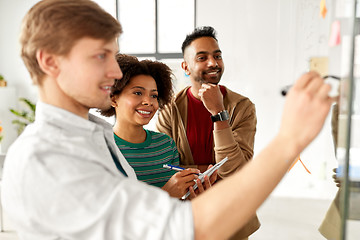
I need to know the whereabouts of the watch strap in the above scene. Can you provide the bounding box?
[210,110,229,122]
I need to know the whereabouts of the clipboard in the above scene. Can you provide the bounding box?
[181,157,229,199]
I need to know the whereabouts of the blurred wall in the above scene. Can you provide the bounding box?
[0,0,338,199]
[196,0,337,199]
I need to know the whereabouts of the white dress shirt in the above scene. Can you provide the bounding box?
[1,101,194,240]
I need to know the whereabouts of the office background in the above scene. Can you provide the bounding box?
[0,0,338,198]
[1,0,351,239]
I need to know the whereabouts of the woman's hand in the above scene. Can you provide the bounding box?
[188,165,218,200]
[162,168,200,198]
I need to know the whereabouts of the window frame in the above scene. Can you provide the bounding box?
[116,0,197,60]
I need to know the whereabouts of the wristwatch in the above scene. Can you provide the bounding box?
[210,110,229,122]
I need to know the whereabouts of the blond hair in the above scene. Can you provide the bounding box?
[20,0,122,85]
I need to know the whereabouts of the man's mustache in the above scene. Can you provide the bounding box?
[203,67,222,73]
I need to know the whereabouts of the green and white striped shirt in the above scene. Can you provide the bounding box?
[114,129,180,188]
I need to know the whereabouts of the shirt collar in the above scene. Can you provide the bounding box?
[35,101,111,136]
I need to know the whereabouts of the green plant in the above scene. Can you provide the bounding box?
[0,74,4,80]
[9,98,36,135]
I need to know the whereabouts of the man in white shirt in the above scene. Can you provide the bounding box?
[1,0,334,239]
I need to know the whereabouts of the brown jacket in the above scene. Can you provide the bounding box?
[319,104,341,239]
[156,86,260,239]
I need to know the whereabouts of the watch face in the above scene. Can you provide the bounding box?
[221,111,230,120]
[219,111,229,121]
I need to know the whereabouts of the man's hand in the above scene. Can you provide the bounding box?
[162,168,200,198]
[332,167,341,188]
[278,71,333,155]
[198,83,225,115]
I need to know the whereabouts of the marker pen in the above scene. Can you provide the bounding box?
[163,164,200,175]
[163,164,185,171]
[281,75,340,97]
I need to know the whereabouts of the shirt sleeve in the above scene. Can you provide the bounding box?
[213,102,257,179]
[21,152,194,240]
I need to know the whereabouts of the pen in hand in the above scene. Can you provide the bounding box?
[163,164,186,171]
[163,164,201,176]
[281,75,340,96]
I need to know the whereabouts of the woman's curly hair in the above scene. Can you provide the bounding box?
[100,54,174,117]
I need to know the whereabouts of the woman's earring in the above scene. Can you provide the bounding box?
[111,101,118,107]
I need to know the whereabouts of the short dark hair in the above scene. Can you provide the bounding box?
[181,26,218,54]
[100,54,174,117]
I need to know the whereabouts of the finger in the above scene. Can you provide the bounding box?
[203,175,211,189]
[209,170,218,184]
[178,168,200,176]
[175,180,196,196]
[180,173,198,183]
[305,75,324,97]
[173,175,197,188]
[201,83,212,89]
[189,186,196,199]
[183,180,196,189]
[293,71,321,91]
[196,179,205,193]
[201,83,219,92]
[204,83,216,87]
[198,88,205,95]
[317,82,332,100]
